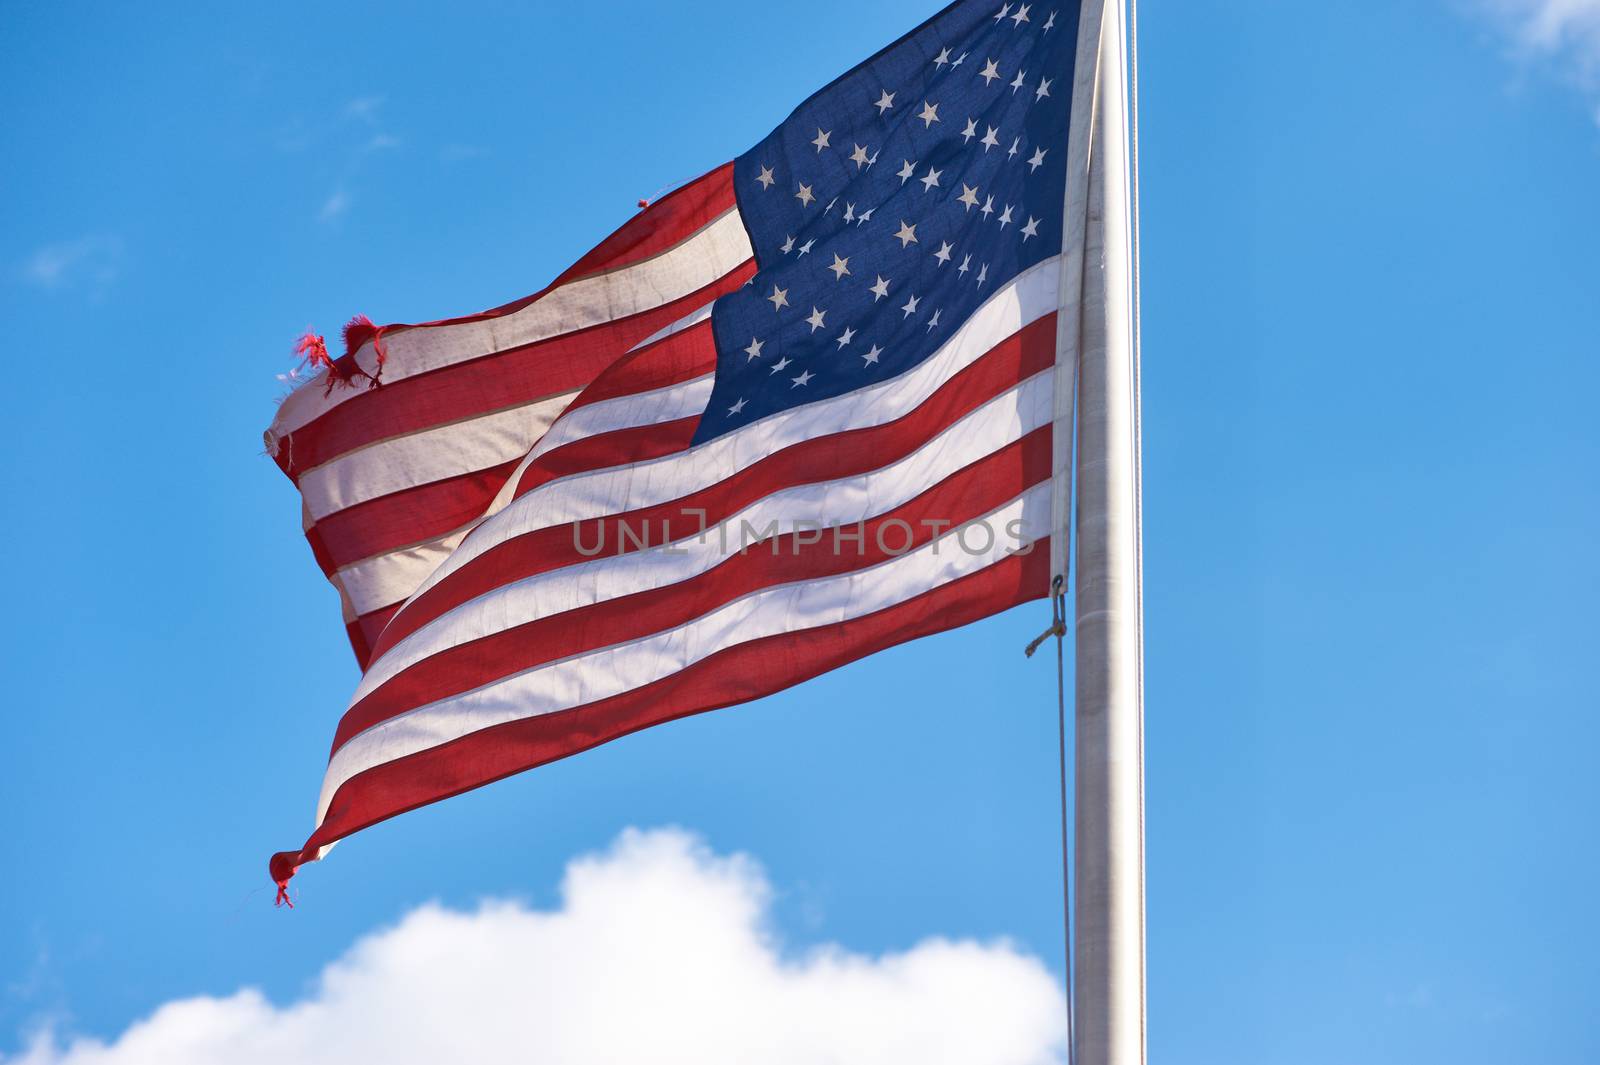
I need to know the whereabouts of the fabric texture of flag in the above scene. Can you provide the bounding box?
[269,0,1085,897]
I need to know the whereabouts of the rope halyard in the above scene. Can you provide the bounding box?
[1024,579,1068,658]
[1026,574,1076,1065]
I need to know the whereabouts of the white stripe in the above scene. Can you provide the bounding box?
[629,300,714,351]
[299,391,578,521]
[270,207,752,439]
[402,256,1062,608]
[326,372,718,617]
[317,483,1051,823]
[351,369,1054,704]
[526,374,714,462]
[336,529,472,618]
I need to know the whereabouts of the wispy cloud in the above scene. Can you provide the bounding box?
[440,143,490,164]
[318,190,351,222]
[19,236,124,295]
[5,829,1067,1065]
[307,97,402,225]
[342,95,386,124]
[1474,0,1600,122]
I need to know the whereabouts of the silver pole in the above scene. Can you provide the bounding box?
[1072,0,1146,1062]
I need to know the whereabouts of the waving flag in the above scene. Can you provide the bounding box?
[270,0,1089,896]
[265,171,754,667]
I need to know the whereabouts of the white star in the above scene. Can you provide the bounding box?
[856,206,875,224]
[812,128,832,152]
[958,183,981,210]
[756,165,775,189]
[1021,216,1040,241]
[843,202,856,223]
[981,125,1000,151]
[994,3,1012,22]
[980,195,995,220]
[828,253,851,280]
[825,197,837,214]
[806,306,827,333]
[796,183,815,207]
[952,52,967,68]
[919,166,943,192]
[917,100,940,127]
[926,308,942,331]
[1008,136,1021,159]
[875,89,896,114]
[998,204,1015,228]
[768,285,789,310]
[744,337,764,360]
[958,254,972,276]
[976,263,989,286]
[1012,3,1031,25]
[792,369,813,388]
[894,220,918,248]
[870,275,891,301]
[1011,69,1027,93]
[933,47,952,69]
[770,356,792,374]
[901,293,921,318]
[1044,10,1057,31]
[862,344,882,366]
[798,238,815,256]
[1036,77,1053,101]
[781,234,795,254]
[835,326,856,349]
[933,241,954,266]
[897,159,917,185]
[728,397,746,415]
[961,117,978,143]
[979,59,1001,86]
[1028,146,1048,172]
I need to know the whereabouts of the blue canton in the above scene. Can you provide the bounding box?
[694,0,1081,443]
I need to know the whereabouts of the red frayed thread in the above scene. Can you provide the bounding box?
[290,315,387,395]
[342,314,383,367]
[292,329,332,371]
[274,881,294,908]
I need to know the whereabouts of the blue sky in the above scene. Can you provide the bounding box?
[2,1,1597,1062]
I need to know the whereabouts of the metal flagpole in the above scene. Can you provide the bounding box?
[1043,3,1108,1060]
[1072,0,1147,1062]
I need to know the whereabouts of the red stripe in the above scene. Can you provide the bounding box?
[510,418,702,501]
[347,603,400,671]
[307,319,724,582]
[558,317,719,413]
[336,430,1051,753]
[274,541,1050,881]
[343,617,374,668]
[298,296,735,663]
[310,458,523,576]
[550,163,738,290]
[298,164,738,401]
[276,264,750,482]
[373,313,1058,658]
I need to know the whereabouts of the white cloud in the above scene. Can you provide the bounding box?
[318,190,350,223]
[440,143,489,163]
[20,236,123,292]
[342,95,386,124]
[5,829,1066,1065]
[1476,0,1600,119]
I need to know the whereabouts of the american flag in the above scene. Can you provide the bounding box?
[269,0,1086,897]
